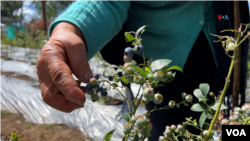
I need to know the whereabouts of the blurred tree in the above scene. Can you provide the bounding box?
[33,1,74,21]
[1,1,24,25]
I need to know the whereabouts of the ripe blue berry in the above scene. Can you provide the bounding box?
[134,44,144,54]
[96,85,104,92]
[101,90,107,97]
[86,84,93,92]
[93,73,99,80]
[124,47,135,58]
[108,76,113,81]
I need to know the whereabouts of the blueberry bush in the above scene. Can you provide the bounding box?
[84,24,250,141]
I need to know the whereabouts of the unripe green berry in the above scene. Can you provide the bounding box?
[114,77,120,82]
[158,136,167,141]
[143,110,150,117]
[123,123,133,134]
[242,104,250,112]
[177,124,184,131]
[147,73,154,82]
[168,100,176,108]
[221,118,230,125]
[136,115,150,127]
[164,129,172,138]
[161,73,168,82]
[175,129,180,134]
[185,94,193,103]
[227,42,235,51]
[153,93,163,104]
[153,71,163,81]
[130,60,137,66]
[125,67,133,75]
[143,88,154,98]
[89,78,97,86]
[229,113,239,122]
[91,94,99,102]
[127,76,134,83]
[182,92,187,98]
[167,71,173,78]
[134,75,145,85]
[130,115,137,124]
[209,92,214,97]
[234,107,242,113]
[170,125,176,131]
[142,96,150,104]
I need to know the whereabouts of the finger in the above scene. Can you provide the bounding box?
[64,35,93,83]
[40,40,86,105]
[41,83,84,112]
[48,55,86,105]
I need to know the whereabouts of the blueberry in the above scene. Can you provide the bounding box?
[101,90,107,97]
[124,47,135,58]
[108,76,113,81]
[134,44,144,54]
[96,85,104,92]
[93,74,99,80]
[86,84,93,92]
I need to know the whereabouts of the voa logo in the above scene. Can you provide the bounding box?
[218,15,229,20]
[226,129,246,136]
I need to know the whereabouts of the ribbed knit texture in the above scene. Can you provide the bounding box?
[49,1,217,69]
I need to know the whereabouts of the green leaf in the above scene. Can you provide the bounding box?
[203,122,216,130]
[199,83,210,96]
[150,59,172,72]
[129,65,147,78]
[121,77,128,84]
[136,25,147,35]
[199,112,207,128]
[134,132,139,141]
[167,66,183,73]
[191,103,208,112]
[210,102,227,111]
[207,112,213,119]
[115,69,124,74]
[104,129,115,141]
[193,89,206,102]
[110,64,119,68]
[124,32,135,42]
[119,65,123,69]
[145,67,150,72]
[123,112,132,122]
[16,135,22,138]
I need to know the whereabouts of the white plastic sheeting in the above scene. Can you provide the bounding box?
[1,75,145,140]
[1,45,145,140]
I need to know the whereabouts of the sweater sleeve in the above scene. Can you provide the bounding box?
[48,1,130,60]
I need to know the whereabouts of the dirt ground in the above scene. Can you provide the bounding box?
[1,110,92,141]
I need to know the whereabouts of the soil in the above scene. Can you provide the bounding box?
[1,110,92,141]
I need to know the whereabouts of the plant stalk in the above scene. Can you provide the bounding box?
[204,32,243,141]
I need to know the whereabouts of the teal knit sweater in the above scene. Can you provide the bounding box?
[49,1,217,69]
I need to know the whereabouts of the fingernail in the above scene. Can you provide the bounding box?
[75,99,85,105]
[84,72,92,83]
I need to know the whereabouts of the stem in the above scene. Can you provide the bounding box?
[204,32,242,141]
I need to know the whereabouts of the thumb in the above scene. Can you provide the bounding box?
[65,33,93,83]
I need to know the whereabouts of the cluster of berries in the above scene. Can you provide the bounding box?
[159,124,213,141]
[124,45,144,62]
[182,92,193,103]
[85,74,108,102]
[124,111,152,136]
[221,104,250,125]
[142,85,163,105]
